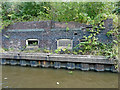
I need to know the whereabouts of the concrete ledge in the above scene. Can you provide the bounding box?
[0,52,115,65]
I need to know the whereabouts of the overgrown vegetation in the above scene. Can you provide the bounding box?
[1,2,119,28]
[1,2,119,61]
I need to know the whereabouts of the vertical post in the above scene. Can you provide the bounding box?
[81,63,89,71]
[95,64,104,72]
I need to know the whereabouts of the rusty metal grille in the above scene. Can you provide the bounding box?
[57,39,72,49]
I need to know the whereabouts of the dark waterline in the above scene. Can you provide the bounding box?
[1,65,118,88]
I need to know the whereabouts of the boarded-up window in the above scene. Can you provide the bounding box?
[57,39,73,49]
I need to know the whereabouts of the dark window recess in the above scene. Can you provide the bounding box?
[74,32,77,35]
[28,40,38,46]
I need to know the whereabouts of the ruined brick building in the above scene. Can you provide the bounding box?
[2,19,113,51]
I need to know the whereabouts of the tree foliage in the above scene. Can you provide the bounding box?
[1,2,118,22]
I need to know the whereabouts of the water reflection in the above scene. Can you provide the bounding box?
[1,65,118,88]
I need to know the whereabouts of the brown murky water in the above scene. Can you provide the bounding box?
[1,65,118,88]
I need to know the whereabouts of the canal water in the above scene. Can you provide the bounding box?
[1,65,118,88]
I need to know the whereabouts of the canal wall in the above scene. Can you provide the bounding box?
[0,52,118,72]
[1,19,118,73]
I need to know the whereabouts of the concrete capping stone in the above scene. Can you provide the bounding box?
[7,29,44,32]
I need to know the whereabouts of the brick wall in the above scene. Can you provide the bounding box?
[2,19,113,50]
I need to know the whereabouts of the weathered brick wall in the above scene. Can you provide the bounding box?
[2,19,113,50]
[5,21,52,30]
[53,21,86,29]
